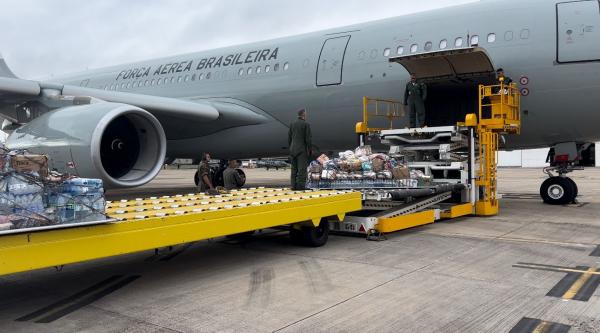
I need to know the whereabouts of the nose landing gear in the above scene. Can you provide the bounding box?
[540,142,591,205]
[540,176,577,205]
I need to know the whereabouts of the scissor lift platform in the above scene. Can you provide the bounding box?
[0,188,361,277]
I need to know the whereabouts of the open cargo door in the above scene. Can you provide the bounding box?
[389,47,497,127]
[389,47,495,81]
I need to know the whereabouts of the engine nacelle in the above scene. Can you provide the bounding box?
[6,102,166,188]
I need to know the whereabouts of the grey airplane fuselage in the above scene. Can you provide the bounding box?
[55,0,600,160]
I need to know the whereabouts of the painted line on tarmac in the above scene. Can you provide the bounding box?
[509,317,570,333]
[16,275,140,323]
[515,263,600,302]
[35,275,141,323]
[591,245,600,257]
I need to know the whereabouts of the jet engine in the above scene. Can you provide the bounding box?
[6,102,166,188]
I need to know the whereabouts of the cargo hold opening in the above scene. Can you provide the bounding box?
[390,47,497,126]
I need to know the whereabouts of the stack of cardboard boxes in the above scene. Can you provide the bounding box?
[0,148,107,232]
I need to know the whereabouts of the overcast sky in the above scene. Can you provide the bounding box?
[1,0,476,79]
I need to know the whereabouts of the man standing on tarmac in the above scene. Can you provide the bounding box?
[404,73,428,128]
[223,159,245,190]
[288,109,312,191]
[197,152,214,193]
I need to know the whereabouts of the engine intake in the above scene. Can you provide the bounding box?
[6,102,166,188]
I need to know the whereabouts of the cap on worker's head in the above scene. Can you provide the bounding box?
[496,68,504,73]
[298,108,306,117]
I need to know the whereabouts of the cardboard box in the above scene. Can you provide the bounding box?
[11,155,49,177]
[392,166,410,180]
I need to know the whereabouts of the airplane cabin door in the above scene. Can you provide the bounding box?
[316,35,351,86]
[557,0,600,63]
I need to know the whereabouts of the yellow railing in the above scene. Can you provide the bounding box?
[478,83,521,134]
[356,97,405,134]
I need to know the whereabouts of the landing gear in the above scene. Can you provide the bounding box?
[540,142,592,205]
[540,177,576,205]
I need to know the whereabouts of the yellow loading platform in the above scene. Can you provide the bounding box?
[344,82,521,238]
[0,188,362,277]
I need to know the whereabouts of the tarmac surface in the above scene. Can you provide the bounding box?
[2,168,600,332]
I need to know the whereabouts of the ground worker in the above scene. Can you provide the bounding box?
[288,109,312,191]
[197,152,214,193]
[404,73,428,128]
[496,68,513,85]
[223,159,245,190]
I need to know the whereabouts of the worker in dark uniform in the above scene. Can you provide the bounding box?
[223,159,245,190]
[404,74,428,128]
[496,68,513,85]
[288,109,312,191]
[197,152,214,193]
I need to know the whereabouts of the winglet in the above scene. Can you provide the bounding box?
[0,54,18,78]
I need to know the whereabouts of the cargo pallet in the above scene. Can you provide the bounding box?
[0,188,361,276]
[333,82,521,238]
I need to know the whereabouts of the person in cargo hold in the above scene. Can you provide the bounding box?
[197,153,214,193]
[288,109,312,191]
[404,74,427,128]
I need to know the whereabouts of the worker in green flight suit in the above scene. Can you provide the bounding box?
[404,73,428,128]
[288,109,312,191]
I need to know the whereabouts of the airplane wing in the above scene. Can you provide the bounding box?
[0,56,219,123]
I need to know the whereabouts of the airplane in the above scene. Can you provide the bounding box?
[0,0,599,205]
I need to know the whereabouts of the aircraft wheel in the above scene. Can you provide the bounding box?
[565,177,578,201]
[194,171,200,186]
[540,177,575,205]
[236,169,246,187]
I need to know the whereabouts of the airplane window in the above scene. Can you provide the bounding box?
[424,42,433,51]
[104,85,108,90]
[265,65,271,73]
[185,75,189,82]
[397,46,404,55]
[191,74,196,81]
[410,44,418,53]
[283,62,289,71]
[383,48,391,57]
[256,66,262,74]
[151,79,155,86]
[238,68,244,76]
[199,73,204,80]
[274,63,280,71]
[126,82,131,89]
[358,51,366,60]
[158,78,163,85]
[520,29,530,40]
[455,37,464,47]
[247,67,253,75]
[171,77,175,83]
[370,49,378,59]
[121,83,126,89]
[177,76,182,83]
[206,72,211,79]
[440,39,448,49]
[109,84,114,90]
[146,80,150,86]
[222,70,227,79]
[505,31,514,41]
[487,33,496,43]
[470,35,479,45]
